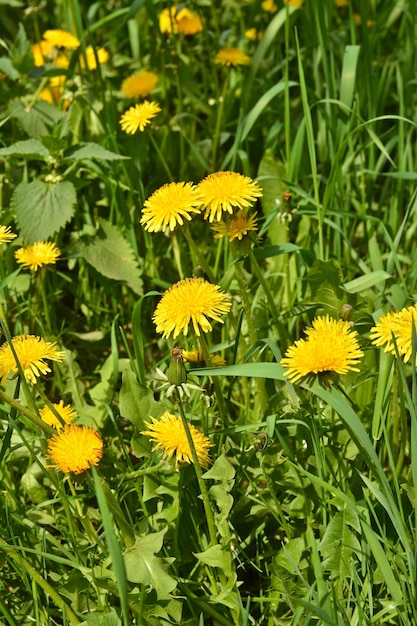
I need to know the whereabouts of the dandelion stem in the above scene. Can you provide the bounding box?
[148,132,174,181]
[211,73,229,171]
[198,331,229,428]
[182,225,216,282]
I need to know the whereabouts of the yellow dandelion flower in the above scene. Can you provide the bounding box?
[141,412,213,467]
[214,47,251,68]
[334,0,349,6]
[80,46,109,70]
[47,424,104,474]
[245,28,263,41]
[153,277,231,339]
[0,335,65,384]
[42,29,80,50]
[369,310,401,354]
[121,70,159,99]
[211,209,258,242]
[32,40,55,66]
[182,347,226,367]
[197,171,263,223]
[140,182,202,233]
[0,226,16,244]
[15,241,61,271]
[284,0,304,6]
[119,101,161,134]
[262,0,278,11]
[40,400,77,430]
[159,6,203,36]
[370,305,417,364]
[281,315,364,383]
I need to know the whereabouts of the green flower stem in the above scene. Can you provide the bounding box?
[0,387,53,435]
[124,460,166,480]
[176,391,218,548]
[37,268,53,335]
[182,225,216,283]
[230,242,257,346]
[0,537,81,625]
[211,73,229,171]
[148,132,174,181]
[247,246,285,338]
[198,332,229,429]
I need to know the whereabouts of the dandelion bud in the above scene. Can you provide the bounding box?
[167,347,187,386]
[339,303,353,322]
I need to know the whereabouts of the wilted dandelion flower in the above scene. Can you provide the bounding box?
[140,182,202,232]
[211,209,258,241]
[141,412,213,467]
[281,315,364,383]
[0,335,65,384]
[47,425,104,474]
[40,400,77,430]
[121,70,159,99]
[0,226,16,244]
[197,171,263,223]
[15,241,61,271]
[159,6,203,35]
[42,29,80,50]
[214,47,251,67]
[119,101,161,134]
[153,277,231,339]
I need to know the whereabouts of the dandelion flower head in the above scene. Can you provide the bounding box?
[47,424,104,474]
[211,209,258,241]
[0,335,65,384]
[42,29,80,50]
[153,277,231,339]
[197,171,262,223]
[40,400,77,430]
[140,182,202,233]
[79,46,109,70]
[121,70,159,99]
[0,226,16,244]
[245,28,263,41]
[119,101,161,134]
[15,241,61,271]
[214,47,251,68]
[370,304,417,364]
[281,315,364,383]
[159,6,203,36]
[182,347,226,367]
[262,0,278,11]
[141,412,213,467]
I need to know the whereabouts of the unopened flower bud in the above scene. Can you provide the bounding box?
[167,347,187,386]
[339,303,353,322]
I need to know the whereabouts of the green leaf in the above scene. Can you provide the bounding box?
[12,179,76,242]
[0,57,20,80]
[318,507,361,580]
[194,544,228,568]
[342,270,392,294]
[0,139,50,160]
[119,369,166,431]
[71,219,143,295]
[9,23,33,74]
[203,451,235,482]
[303,258,344,315]
[124,528,177,599]
[63,142,130,161]
[79,610,120,626]
[8,98,63,138]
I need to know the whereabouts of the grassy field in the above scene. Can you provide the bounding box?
[1,1,417,624]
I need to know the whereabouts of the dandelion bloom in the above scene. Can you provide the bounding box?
[119,101,161,134]
[0,226,16,244]
[211,210,258,241]
[334,0,349,6]
[80,46,109,70]
[121,70,159,99]
[0,335,65,384]
[32,41,55,66]
[283,0,304,6]
[182,348,226,367]
[281,315,364,383]
[245,28,263,41]
[197,171,262,223]
[47,424,104,474]
[159,6,203,36]
[15,241,61,271]
[42,29,80,50]
[40,400,77,430]
[141,412,213,467]
[262,0,278,11]
[214,47,251,68]
[370,304,417,363]
[153,277,231,339]
[140,182,202,233]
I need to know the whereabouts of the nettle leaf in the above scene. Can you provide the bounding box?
[79,611,120,626]
[12,179,76,242]
[64,142,130,161]
[73,219,143,295]
[8,98,64,138]
[0,139,50,160]
[318,507,361,580]
[124,528,177,599]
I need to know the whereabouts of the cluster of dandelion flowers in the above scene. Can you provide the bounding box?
[15,241,61,271]
[47,424,104,474]
[214,48,251,68]
[79,46,109,70]
[121,70,159,99]
[0,335,65,384]
[370,304,417,364]
[40,400,77,430]
[281,315,364,383]
[159,6,203,36]
[141,412,213,467]
[120,101,161,134]
[140,182,202,233]
[197,171,262,223]
[0,226,16,244]
[153,277,231,339]
[211,209,258,242]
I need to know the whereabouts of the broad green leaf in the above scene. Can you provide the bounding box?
[342,270,392,294]
[9,23,33,74]
[119,369,166,431]
[79,611,120,626]
[64,142,130,161]
[8,98,64,138]
[0,139,50,160]
[12,179,76,242]
[72,219,143,295]
[203,451,235,482]
[124,528,177,599]
[0,57,20,80]
[318,508,361,580]
[194,544,228,568]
